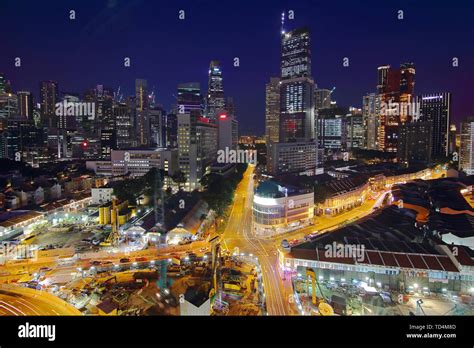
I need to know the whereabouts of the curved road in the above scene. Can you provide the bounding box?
[0,285,82,315]
[221,165,293,315]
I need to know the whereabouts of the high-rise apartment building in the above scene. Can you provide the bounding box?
[397,121,433,166]
[362,93,381,150]
[418,92,452,159]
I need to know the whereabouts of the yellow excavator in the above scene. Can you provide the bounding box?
[306,268,334,316]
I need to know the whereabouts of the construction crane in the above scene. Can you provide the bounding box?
[322,87,336,104]
[152,169,167,290]
[306,268,334,315]
[209,235,221,296]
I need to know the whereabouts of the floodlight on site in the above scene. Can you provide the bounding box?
[376,282,382,287]
[341,278,346,282]
[319,276,323,280]
[330,277,335,281]
[413,283,419,289]
[164,289,170,295]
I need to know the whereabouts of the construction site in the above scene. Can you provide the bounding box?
[293,267,474,316]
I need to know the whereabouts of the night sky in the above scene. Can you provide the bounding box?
[1,0,473,134]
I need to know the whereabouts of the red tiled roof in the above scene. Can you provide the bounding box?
[437,256,460,272]
[447,245,474,267]
[422,255,444,271]
[380,253,398,267]
[289,247,459,273]
[394,254,412,268]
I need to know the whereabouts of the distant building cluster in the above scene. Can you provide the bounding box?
[0,60,239,191]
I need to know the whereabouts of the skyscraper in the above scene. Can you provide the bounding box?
[217,113,238,152]
[317,107,348,150]
[397,121,433,166]
[459,116,474,175]
[279,27,315,143]
[418,92,452,159]
[265,77,280,144]
[177,82,203,114]
[39,81,59,128]
[178,112,217,190]
[376,63,416,152]
[149,106,166,148]
[267,26,317,176]
[363,93,381,150]
[347,108,364,150]
[114,102,134,149]
[265,77,280,173]
[135,79,148,112]
[0,74,7,94]
[206,60,225,121]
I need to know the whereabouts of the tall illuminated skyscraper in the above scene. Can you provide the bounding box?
[206,60,225,121]
[135,79,149,146]
[267,26,317,176]
[17,91,33,118]
[39,80,58,128]
[177,82,203,114]
[265,77,280,144]
[376,63,416,153]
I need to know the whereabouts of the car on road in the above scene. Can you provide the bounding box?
[90,260,101,266]
[119,258,131,263]
[135,257,147,262]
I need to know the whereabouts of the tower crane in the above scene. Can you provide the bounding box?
[322,87,336,104]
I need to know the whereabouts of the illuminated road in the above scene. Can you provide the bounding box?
[221,166,294,315]
[0,285,81,316]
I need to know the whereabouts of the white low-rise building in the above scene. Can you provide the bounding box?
[253,180,314,237]
[91,187,114,205]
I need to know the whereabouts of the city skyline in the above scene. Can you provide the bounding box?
[0,1,474,338]
[1,0,473,135]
